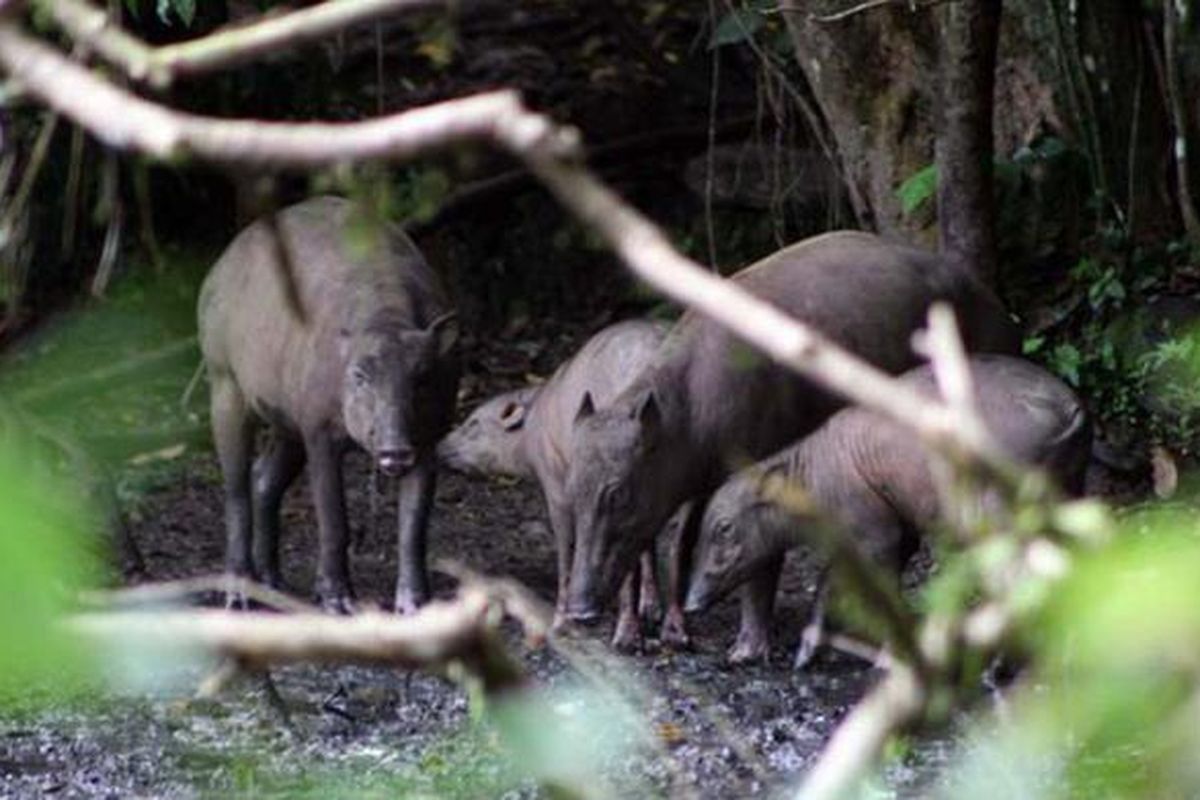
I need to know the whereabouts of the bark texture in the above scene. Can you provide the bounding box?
[783,0,1172,253]
[783,4,939,239]
[936,0,1002,286]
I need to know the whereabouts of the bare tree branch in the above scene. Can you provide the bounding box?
[1161,0,1200,248]
[70,587,528,693]
[79,573,318,614]
[39,0,459,88]
[808,0,946,24]
[795,663,925,800]
[0,25,563,167]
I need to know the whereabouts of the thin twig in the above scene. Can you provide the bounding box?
[0,110,57,324]
[374,23,385,116]
[132,162,165,273]
[922,304,1001,462]
[60,124,86,261]
[1126,30,1143,239]
[809,0,945,24]
[179,358,206,410]
[39,0,462,88]
[704,0,720,269]
[6,110,58,216]
[1161,0,1200,247]
[91,152,122,298]
[78,573,318,614]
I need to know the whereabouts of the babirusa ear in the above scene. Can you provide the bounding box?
[427,311,459,358]
[500,400,527,431]
[574,391,596,424]
[635,390,662,432]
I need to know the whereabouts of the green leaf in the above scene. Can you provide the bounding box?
[415,16,457,68]
[1050,343,1082,386]
[175,0,196,27]
[156,0,195,26]
[896,164,938,216]
[710,9,765,48]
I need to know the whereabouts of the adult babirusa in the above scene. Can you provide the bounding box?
[562,231,1021,645]
[198,196,459,613]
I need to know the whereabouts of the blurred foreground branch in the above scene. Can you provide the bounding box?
[70,581,544,695]
[0,28,560,168]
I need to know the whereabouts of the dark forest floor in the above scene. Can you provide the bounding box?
[0,313,1146,798]
[0,448,917,799]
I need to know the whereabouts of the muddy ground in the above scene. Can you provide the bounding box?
[0,316,990,800]
[0,352,1146,800]
[0,454,937,800]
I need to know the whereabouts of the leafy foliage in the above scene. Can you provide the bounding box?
[938,505,1200,799]
[0,430,100,706]
[0,255,210,516]
[1023,239,1200,452]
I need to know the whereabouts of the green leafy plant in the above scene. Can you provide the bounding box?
[937,505,1200,799]
[896,164,938,216]
[1022,236,1200,451]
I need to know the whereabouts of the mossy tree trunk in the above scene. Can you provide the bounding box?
[782,5,939,240]
[783,0,1173,260]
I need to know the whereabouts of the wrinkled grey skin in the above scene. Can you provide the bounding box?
[687,355,1091,665]
[199,196,460,614]
[564,231,1021,639]
[438,320,672,650]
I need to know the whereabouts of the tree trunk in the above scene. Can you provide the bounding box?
[783,0,1171,258]
[936,0,1002,286]
[783,4,939,239]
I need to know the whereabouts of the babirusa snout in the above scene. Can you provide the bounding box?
[377,445,415,476]
[683,577,711,614]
